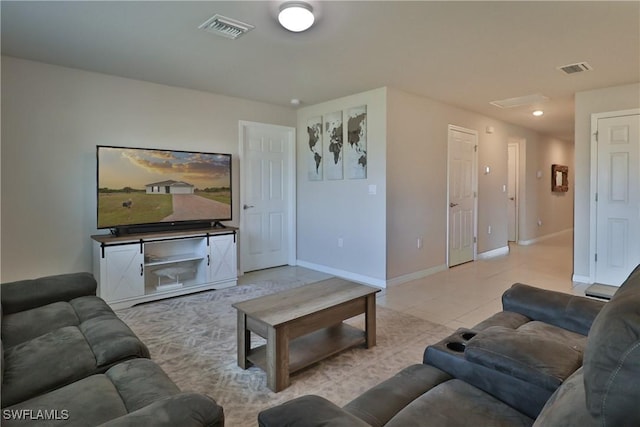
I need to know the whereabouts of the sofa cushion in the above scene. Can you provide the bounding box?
[532,368,597,427]
[80,316,148,367]
[104,357,180,412]
[1,296,123,348]
[2,326,97,407]
[1,296,149,407]
[465,323,584,391]
[583,264,640,427]
[5,374,128,426]
[1,273,97,314]
[502,283,604,335]
[258,395,370,427]
[99,393,225,427]
[384,379,534,427]
[1,302,80,347]
[70,296,118,322]
[472,311,530,331]
[2,359,222,427]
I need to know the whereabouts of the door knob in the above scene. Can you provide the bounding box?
[509,197,515,201]
[243,204,255,210]
[449,202,458,208]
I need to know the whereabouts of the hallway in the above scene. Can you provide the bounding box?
[377,230,586,329]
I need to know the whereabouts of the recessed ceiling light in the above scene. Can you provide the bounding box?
[532,110,544,117]
[278,2,315,32]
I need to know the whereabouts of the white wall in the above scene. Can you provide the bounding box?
[296,88,387,286]
[573,83,640,281]
[1,57,295,282]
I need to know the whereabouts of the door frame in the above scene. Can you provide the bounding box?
[507,139,522,243]
[238,120,297,275]
[589,108,640,283]
[446,124,478,267]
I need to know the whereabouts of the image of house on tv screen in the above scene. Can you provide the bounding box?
[98,146,231,229]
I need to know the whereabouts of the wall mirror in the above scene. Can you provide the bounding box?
[552,164,569,192]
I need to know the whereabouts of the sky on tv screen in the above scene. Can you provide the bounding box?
[99,146,230,190]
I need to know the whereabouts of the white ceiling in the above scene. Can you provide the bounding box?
[2,1,639,141]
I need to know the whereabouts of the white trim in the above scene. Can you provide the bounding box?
[385,264,448,287]
[238,121,297,274]
[447,124,479,267]
[572,274,593,285]
[296,260,387,288]
[477,246,509,259]
[517,228,573,246]
[507,140,521,242]
[589,109,640,285]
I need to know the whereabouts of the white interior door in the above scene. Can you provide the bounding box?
[595,113,640,285]
[448,125,478,267]
[239,122,295,273]
[507,142,519,242]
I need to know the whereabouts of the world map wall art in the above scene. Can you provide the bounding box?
[307,116,323,181]
[306,105,367,181]
[324,111,344,180]
[346,105,367,179]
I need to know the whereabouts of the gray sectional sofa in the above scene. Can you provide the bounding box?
[258,264,640,426]
[1,272,223,426]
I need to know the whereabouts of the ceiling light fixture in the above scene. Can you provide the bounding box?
[278,2,315,32]
[532,110,544,117]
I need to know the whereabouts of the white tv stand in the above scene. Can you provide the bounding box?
[92,227,237,309]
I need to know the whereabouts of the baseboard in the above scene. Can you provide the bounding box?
[295,260,387,288]
[518,228,573,246]
[477,246,509,260]
[385,264,448,287]
[572,274,592,284]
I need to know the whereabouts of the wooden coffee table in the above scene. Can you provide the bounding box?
[232,277,380,392]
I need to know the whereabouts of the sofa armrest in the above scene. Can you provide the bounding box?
[344,364,451,427]
[502,283,605,335]
[258,395,370,427]
[1,272,97,314]
[98,393,224,427]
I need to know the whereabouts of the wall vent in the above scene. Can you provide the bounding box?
[557,62,593,75]
[198,14,254,39]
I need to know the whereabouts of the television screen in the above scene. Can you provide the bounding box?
[97,145,232,230]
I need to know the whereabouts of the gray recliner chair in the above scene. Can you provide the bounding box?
[258,264,640,426]
[1,273,150,407]
[1,272,225,426]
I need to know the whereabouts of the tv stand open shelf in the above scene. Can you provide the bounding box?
[92,226,237,309]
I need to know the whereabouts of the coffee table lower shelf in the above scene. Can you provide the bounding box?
[247,323,365,374]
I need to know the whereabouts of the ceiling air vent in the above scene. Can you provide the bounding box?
[198,14,254,40]
[557,62,593,75]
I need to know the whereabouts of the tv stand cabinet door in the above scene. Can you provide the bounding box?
[209,234,237,283]
[100,244,145,302]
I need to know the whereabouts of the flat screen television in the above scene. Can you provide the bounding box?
[97,145,232,234]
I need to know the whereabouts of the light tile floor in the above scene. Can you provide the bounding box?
[240,231,587,330]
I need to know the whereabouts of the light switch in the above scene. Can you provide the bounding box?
[368,184,377,195]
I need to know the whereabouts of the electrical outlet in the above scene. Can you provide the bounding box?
[488,225,492,235]
[337,237,344,248]
[417,237,423,249]
[537,219,543,227]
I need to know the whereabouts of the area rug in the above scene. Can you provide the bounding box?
[117,277,453,427]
